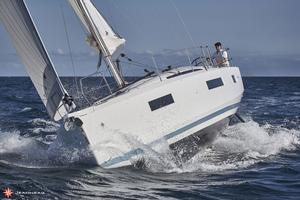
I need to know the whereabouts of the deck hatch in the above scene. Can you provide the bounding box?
[149,94,174,111]
[206,78,224,89]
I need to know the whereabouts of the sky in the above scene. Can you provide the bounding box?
[0,0,300,76]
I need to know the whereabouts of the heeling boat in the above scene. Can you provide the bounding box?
[0,0,244,168]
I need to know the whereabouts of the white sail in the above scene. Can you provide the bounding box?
[0,0,74,121]
[68,0,126,59]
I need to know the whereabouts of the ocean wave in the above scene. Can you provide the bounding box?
[25,118,61,137]
[288,96,300,101]
[0,127,92,168]
[0,119,299,172]
[20,107,33,112]
[0,130,33,154]
[4,94,41,104]
[30,126,60,135]
[28,118,60,128]
[138,120,300,173]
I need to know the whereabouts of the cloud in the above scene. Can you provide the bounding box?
[235,54,300,76]
[1,50,300,76]
[57,48,65,55]
[89,50,97,57]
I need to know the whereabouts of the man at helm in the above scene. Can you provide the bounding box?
[212,42,230,67]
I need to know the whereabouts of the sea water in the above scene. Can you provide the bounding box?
[0,77,299,199]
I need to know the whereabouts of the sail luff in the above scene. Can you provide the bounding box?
[0,0,74,121]
[68,0,90,32]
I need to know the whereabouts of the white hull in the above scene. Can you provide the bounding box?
[68,66,244,168]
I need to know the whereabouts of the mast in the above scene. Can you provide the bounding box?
[68,0,126,87]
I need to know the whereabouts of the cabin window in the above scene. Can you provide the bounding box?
[149,94,174,111]
[206,78,224,90]
[232,75,237,83]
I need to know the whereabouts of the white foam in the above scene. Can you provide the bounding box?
[28,118,60,134]
[139,120,300,173]
[1,119,299,171]
[0,130,33,154]
[20,107,32,112]
[28,118,60,128]
[0,126,91,167]
[30,126,59,134]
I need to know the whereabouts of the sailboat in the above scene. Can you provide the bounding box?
[0,0,244,168]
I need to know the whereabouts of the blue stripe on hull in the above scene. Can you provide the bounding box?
[101,103,240,168]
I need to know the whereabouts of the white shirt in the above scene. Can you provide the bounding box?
[212,49,230,67]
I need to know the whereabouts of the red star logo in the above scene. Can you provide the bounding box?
[3,187,13,198]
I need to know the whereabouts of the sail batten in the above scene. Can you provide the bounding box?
[0,0,74,121]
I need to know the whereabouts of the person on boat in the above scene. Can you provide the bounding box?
[212,42,230,67]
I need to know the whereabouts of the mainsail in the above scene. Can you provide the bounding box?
[0,0,75,121]
[68,0,126,87]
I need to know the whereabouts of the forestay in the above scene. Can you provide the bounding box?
[68,0,126,59]
[0,0,74,121]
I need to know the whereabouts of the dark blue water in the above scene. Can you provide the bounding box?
[0,77,299,200]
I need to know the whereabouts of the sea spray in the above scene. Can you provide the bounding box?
[138,120,300,173]
[0,119,93,167]
[0,118,299,172]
